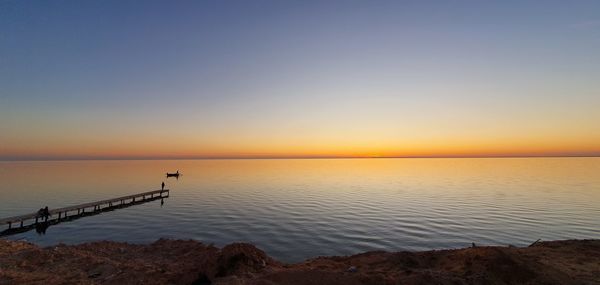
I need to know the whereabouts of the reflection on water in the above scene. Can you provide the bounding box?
[0,158,599,262]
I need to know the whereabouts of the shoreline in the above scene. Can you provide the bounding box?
[1,239,599,284]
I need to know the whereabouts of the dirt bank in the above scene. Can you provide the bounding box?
[0,239,598,284]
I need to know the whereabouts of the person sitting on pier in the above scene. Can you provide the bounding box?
[161,181,165,191]
[43,206,50,221]
[35,206,51,221]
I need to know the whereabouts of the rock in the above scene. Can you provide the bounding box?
[0,239,599,285]
[216,243,273,277]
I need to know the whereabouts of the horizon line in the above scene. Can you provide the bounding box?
[1,154,599,162]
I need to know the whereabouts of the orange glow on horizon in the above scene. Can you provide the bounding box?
[3,115,600,160]
[3,140,599,160]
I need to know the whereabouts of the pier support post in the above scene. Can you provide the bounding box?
[8,222,11,229]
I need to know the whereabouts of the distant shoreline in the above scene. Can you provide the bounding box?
[1,239,598,284]
[1,155,599,162]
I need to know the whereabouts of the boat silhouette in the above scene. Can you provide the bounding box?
[166,170,181,178]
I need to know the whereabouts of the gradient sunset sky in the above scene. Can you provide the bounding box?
[1,1,599,160]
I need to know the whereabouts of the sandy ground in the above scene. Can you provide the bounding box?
[0,239,598,284]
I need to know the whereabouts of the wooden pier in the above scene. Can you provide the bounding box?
[0,189,169,233]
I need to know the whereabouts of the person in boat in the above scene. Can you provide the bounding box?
[161,181,165,191]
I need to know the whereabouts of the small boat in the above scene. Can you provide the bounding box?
[166,170,181,178]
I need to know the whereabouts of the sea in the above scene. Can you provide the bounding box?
[1,158,598,262]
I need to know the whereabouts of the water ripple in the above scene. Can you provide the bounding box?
[1,158,600,262]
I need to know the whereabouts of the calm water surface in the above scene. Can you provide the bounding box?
[0,158,599,262]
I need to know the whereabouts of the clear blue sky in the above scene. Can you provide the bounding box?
[1,1,599,160]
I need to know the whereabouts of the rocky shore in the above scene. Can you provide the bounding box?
[0,239,598,284]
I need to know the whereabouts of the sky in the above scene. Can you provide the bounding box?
[1,0,600,160]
